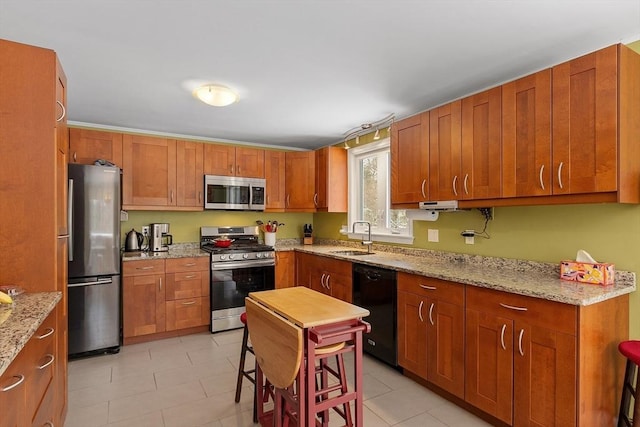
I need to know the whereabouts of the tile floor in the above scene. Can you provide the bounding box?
[65,329,492,427]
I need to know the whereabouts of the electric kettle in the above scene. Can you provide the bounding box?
[124,229,143,252]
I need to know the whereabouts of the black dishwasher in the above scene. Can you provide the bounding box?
[353,263,397,367]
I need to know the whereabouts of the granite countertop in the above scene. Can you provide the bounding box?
[122,243,209,261]
[275,239,636,307]
[0,292,61,377]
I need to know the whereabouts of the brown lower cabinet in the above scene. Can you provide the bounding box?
[397,273,465,398]
[123,257,210,344]
[0,310,58,427]
[275,250,296,288]
[296,252,352,303]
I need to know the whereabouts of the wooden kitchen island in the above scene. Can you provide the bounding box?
[247,287,370,427]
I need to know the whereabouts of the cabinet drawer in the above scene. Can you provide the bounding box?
[166,297,208,330]
[398,272,464,305]
[165,271,208,300]
[322,257,351,276]
[466,286,577,335]
[165,257,209,273]
[27,338,55,419]
[123,259,165,276]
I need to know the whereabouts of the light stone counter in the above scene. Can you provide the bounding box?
[0,292,61,376]
[122,243,209,261]
[274,239,635,306]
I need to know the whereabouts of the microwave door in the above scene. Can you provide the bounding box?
[249,185,266,211]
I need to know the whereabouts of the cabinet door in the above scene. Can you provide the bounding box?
[265,151,286,211]
[54,237,68,423]
[502,70,552,197]
[122,135,177,207]
[315,146,347,212]
[397,291,427,379]
[203,143,235,176]
[275,251,295,288]
[123,273,166,337]
[429,102,462,201]
[176,140,204,207]
[295,253,313,288]
[426,299,465,398]
[0,347,28,427]
[461,87,502,199]
[68,128,123,166]
[391,112,429,205]
[514,323,577,427]
[552,45,618,195]
[285,151,316,211]
[324,271,351,303]
[465,309,513,425]
[236,147,265,178]
[55,136,68,237]
[166,297,207,331]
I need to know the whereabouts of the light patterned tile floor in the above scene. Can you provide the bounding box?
[65,330,492,426]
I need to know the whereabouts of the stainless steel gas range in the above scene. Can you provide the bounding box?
[200,226,275,332]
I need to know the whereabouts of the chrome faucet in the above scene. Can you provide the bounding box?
[352,221,373,253]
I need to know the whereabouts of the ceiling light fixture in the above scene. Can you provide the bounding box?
[193,84,238,107]
[341,113,395,149]
[373,128,380,140]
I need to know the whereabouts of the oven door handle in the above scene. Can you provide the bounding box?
[211,260,275,270]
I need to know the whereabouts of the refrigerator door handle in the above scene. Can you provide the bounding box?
[68,278,113,288]
[68,178,74,262]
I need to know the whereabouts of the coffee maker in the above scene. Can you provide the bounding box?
[149,223,173,252]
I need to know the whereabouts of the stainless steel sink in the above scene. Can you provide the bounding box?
[329,250,375,256]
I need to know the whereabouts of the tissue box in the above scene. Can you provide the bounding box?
[560,261,615,285]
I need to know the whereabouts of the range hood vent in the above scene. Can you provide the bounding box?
[418,200,459,211]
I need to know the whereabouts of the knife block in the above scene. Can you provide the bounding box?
[303,236,314,245]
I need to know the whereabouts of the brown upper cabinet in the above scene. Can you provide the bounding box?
[502,69,552,198]
[428,101,461,201]
[176,140,204,208]
[265,150,287,212]
[203,143,265,178]
[461,87,502,200]
[122,134,178,208]
[391,112,430,207]
[285,151,316,211]
[315,146,347,212]
[69,128,123,167]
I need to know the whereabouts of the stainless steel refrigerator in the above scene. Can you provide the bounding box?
[68,164,121,357]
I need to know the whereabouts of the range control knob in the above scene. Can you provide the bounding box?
[243,253,249,259]
[219,255,227,261]
[228,254,235,260]
[256,253,263,258]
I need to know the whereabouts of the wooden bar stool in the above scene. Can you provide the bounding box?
[234,312,258,423]
[618,340,640,427]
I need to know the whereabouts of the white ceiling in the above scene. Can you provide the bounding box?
[1,1,638,150]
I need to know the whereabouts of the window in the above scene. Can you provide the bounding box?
[347,138,412,244]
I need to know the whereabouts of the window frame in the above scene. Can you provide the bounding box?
[345,138,414,244]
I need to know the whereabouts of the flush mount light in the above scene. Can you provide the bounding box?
[193,84,238,107]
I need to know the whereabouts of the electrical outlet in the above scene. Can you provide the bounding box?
[428,229,439,242]
[465,235,475,245]
[141,226,149,235]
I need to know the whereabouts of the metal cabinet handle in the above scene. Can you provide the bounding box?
[421,179,426,198]
[418,300,424,322]
[170,190,174,203]
[463,174,469,195]
[326,274,331,289]
[37,327,55,340]
[159,277,162,290]
[518,329,525,356]
[557,162,564,190]
[286,194,290,207]
[539,165,545,190]
[1,375,24,392]
[44,422,54,427]
[320,273,326,288]
[73,152,77,162]
[56,100,66,122]
[184,274,197,279]
[137,266,155,270]
[452,175,458,196]
[499,303,528,312]
[428,302,435,325]
[38,354,55,370]
[500,324,507,350]
[183,263,196,267]
[313,193,318,207]
[236,165,240,174]
[198,191,202,204]
[181,301,196,306]
[419,284,436,290]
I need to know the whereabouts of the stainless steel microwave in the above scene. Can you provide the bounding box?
[204,175,266,211]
